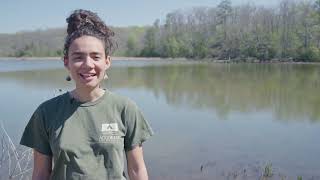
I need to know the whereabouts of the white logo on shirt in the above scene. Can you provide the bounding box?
[101,123,119,132]
[99,123,122,143]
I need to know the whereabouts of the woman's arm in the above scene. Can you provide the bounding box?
[32,150,52,180]
[126,145,149,180]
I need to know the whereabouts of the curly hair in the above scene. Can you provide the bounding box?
[63,9,116,57]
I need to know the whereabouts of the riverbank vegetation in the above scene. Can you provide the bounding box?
[139,0,320,62]
[1,0,320,62]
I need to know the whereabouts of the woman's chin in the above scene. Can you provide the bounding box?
[76,80,100,90]
[73,75,104,89]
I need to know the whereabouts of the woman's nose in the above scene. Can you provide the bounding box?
[83,56,95,68]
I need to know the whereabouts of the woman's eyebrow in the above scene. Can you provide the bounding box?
[71,52,85,56]
[90,52,102,56]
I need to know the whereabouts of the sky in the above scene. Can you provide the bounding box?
[1,0,281,34]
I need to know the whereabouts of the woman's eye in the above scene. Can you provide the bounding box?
[94,56,101,60]
[73,57,82,61]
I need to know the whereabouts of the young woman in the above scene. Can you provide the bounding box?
[20,9,153,180]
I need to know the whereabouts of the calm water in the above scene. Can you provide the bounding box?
[0,59,320,179]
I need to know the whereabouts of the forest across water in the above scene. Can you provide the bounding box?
[1,0,320,62]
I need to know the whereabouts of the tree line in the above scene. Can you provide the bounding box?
[0,27,146,58]
[1,0,320,62]
[136,0,320,62]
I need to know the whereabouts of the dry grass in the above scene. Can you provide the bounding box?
[0,121,32,180]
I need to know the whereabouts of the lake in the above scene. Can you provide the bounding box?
[0,59,319,180]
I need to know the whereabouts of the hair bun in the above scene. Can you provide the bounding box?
[66,9,109,36]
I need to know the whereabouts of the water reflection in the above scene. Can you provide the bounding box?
[1,61,320,179]
[1,63,319,122]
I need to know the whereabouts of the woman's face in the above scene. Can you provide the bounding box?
[64,35,110,90]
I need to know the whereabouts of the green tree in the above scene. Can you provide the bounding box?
[126,35,138,57]
[163,36,181,58]
[217,0,232,40]
[140,26,159,57]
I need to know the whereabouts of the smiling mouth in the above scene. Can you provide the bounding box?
[80,73,97,78]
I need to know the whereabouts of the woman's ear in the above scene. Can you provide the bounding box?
[105,56,111,69]
[63,57,69,70]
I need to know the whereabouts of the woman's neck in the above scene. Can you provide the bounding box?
[71,87,105,103]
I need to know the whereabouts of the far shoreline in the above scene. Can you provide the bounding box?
[0,56,184,61]
[0,56,319,65]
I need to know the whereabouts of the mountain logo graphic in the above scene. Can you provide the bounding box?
[102,123,119,132]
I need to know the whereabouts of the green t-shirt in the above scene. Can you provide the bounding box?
[20,90,153,180]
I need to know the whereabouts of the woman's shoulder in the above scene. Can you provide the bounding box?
[37,92,70,111]
[29,92,70,129]
[106,90,138,109]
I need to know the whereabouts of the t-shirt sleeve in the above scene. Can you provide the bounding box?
[124,100,153,151]
[20,106,52,156]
